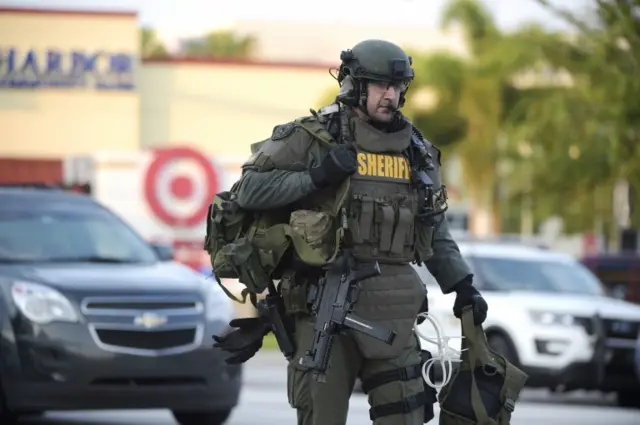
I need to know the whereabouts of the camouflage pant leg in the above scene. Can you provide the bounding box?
[361,333,425,425]
[286,314,363,425]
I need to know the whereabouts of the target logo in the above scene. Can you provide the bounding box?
[144,147,220,227]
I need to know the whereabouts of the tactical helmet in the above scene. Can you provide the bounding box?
[338,39,414,83]
[337,39,414,110]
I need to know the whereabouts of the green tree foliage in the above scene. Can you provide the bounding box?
[182,31,257,58]
[530,0,640,229]
[140,27,168,58]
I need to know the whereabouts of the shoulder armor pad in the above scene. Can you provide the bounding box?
[294,115,336,147]
[271,121,297,141]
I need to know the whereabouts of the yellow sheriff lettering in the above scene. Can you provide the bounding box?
[356,152,410,179]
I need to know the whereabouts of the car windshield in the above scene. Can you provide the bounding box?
[474,256,605,296]
[0,206,158,263]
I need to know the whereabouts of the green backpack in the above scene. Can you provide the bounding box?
[437,307,528,425]
[203,116,350,306]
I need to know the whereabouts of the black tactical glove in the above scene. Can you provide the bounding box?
[309,144,358,189]
[416,297,429,325]
[212,317,271,365]
[452,277,488,325]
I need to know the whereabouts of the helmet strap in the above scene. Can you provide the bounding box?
[358,80,371,118]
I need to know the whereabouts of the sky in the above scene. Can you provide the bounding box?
[3,0,587,43]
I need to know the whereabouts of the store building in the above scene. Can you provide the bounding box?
[0,6,337,168]
[0,7,140,160]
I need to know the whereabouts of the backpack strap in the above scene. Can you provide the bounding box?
[461,308,499,425]
[293,115,351,264]
[209,272,257,306]
[294,114,350,214]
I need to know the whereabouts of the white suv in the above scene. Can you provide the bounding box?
[414,240,640,408]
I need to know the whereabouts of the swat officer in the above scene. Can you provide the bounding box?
[213,39,489,425]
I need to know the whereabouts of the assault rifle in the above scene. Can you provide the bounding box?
[300,250,397,382]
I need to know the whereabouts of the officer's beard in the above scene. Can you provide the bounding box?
[369,103,405,132]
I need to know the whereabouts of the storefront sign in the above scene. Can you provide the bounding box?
[0,48,135,90]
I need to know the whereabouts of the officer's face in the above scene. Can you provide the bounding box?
[365,80,406,123]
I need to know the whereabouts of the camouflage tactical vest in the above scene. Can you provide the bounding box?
[346,117,418,264]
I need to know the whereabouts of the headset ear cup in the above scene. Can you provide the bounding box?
[399,86,409,108]
[358,79,368,114]
[337,75,360,108]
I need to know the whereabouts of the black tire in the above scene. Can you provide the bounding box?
[0,385,19,425]
[172,409,233,425]
[487,331,519,365]
[617,389,640,408]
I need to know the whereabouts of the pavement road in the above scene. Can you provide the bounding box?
[17,352,640,425]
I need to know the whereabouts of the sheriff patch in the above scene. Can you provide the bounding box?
[356,152,410,181]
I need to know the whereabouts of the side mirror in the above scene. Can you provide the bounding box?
[150,243,174,262]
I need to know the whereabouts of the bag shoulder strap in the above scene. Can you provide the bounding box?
[460,307,529,425]
[294,115,337,147]
[498,360,528,423]
[293,114,350,217]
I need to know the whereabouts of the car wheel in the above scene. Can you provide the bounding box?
[487,332,519,365]
[0,407,18,424]
[0,384,19,425]
[172,409,233,425]
[617,389,640,408]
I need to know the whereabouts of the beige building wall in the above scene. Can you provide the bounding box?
[139,58,337,158]
[0,8,139,158]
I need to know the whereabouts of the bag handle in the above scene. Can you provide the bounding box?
[460,306,499,425]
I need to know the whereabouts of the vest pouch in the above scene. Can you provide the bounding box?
[212,250,240,279]
[204,190,247,278]
[437,307,528,425]
[415,220,434,263]
[390,201,414,257]
[279,269,311,315]
[288,210,335,264]
[376,199,395,253]
[356,195,376,243]
[219,237,271,295]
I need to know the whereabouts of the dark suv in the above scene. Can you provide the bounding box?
[0,186,241,425]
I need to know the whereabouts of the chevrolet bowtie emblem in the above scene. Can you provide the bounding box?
[134,312,168,329]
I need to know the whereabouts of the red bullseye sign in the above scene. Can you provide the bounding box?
[144,147,219,227]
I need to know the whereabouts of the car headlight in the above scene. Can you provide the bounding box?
[204,284,233,322]
[529,310,574,326]
[11,281,78,324]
